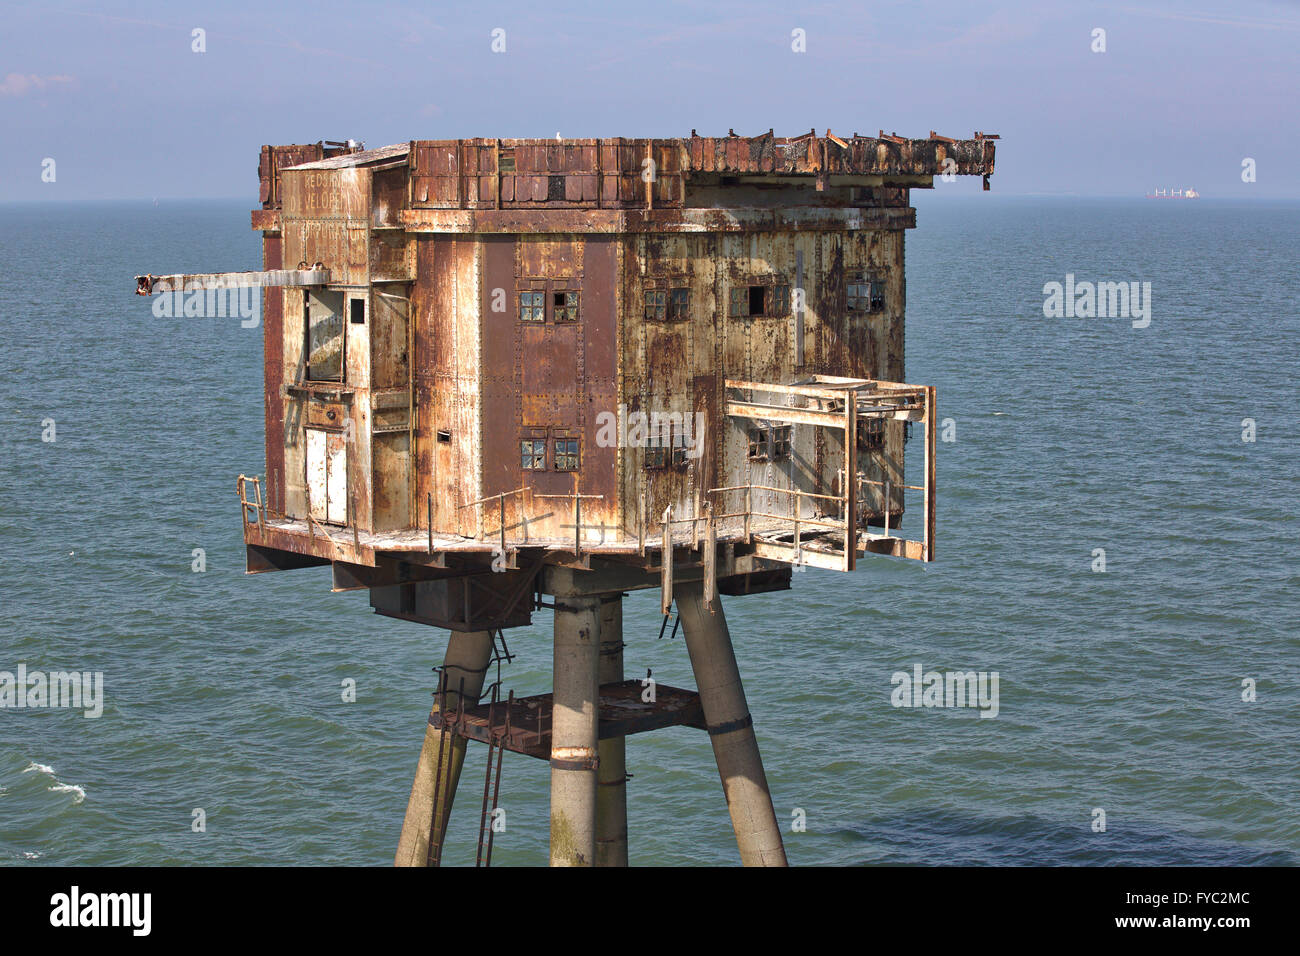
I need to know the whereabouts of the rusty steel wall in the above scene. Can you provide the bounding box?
[249,131,990,555]
[281,167,372,289]
[620,227,910,538]
[261,233,286,515]
[413,236,481,537]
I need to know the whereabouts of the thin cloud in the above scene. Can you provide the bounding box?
[0,73,76,97]
[1117,5,1300,31]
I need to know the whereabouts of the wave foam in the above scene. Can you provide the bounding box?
[48,783,86,804]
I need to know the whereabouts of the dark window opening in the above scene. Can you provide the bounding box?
[669,287,690,321]
[349,299,365,324]
[857,417,885,451]
[748,424,793,461]
[521,439,546,470]
[645,287,690,322]
[547,175,566,201]
[848,278,887,314]
[731,283,787,318]
[871,280,886,311]
[670,431,689,467]
[499,152,516,173]
[555,438,579,471]
[771,425,792,460]
[437,430,452,444]
[553,291,580,323]
[519,291,545,322]
[643,425,688,471]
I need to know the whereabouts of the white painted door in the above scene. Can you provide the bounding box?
[306,427,348,525]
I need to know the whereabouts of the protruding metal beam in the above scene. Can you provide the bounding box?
[135,267,329,295]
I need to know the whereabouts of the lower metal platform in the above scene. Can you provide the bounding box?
[428,679,706,758]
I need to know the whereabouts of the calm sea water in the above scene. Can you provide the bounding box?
[1,197,1296,866]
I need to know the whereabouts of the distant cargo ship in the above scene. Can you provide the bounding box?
[1146,187,1199,198]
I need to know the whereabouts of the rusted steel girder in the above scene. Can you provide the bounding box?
[134,267,329,295]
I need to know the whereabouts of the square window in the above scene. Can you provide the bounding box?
[521,439,546,469]
[669,287,690,321]
[847,282,868,313]
[670,430,690,467]
[645,444,669,469]
[555,438,579,471]
[554,291,580,323]
[848,278,886,314]
[747,424,792,461]
[519,291,545,322]
[645,289,667,322]
[857,417,885,451]
[729,286,748,317]
[771,425,792,460]
[771,285,790,316]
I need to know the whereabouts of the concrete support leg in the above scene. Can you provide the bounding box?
[550,596,601,866]
[676,581,788,867]
[394,629,495,867]
[595,594,628,866]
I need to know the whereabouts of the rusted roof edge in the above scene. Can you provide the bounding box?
[286,143,410,171]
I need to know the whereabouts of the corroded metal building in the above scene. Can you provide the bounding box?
[138,129,996,867]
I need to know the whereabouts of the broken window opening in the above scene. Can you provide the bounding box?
[555,437,579,471]
[748,423,793,461]
[519,291,545,322]
[520,439,546,470]
[644,289,666,322]
[848,278,887,314]
[643,425,689,471]
[669,287,690,321]
[857,416,885,451]
[306,289,345,383]
[553,291,580,323]
[730,282,788,318]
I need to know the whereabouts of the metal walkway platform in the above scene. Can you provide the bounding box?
[428,679,706,759]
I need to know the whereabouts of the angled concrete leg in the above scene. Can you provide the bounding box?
[394,629,495,867]
[595,594,628,866]
[676,581,788,867]
[550,596,601,866]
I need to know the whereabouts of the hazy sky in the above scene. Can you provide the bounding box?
[2,0,1297,200]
